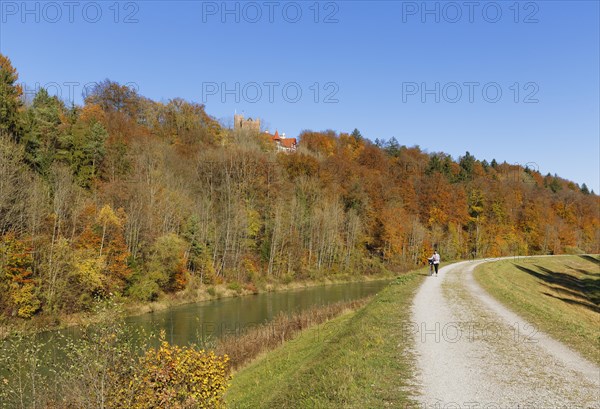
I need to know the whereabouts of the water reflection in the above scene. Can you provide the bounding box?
[123,280,390,346]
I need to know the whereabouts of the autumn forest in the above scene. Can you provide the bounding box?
[0,54,598,321]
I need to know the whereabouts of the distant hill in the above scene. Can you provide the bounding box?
[0,54,598,320]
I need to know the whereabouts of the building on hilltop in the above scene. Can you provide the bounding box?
[270,130,297,153]
[234,114,260,133]
[234,113,297,152]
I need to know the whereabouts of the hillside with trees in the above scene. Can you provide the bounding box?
[0,53,598,321]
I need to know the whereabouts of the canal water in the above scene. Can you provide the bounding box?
[122,279,390,346]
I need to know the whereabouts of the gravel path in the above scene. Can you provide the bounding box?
[410,260,600,409]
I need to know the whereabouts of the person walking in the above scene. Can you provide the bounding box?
[431,250,440,276]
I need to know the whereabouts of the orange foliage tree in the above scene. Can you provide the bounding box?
[0,233,40,318]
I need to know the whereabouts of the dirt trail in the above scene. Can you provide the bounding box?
[410,260,600,408]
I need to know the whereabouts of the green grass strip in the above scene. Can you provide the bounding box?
[474,255,600,364]
[226,268,427,408]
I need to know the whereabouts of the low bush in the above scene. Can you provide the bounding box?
[112,332,231,409]
[0,306,231,409]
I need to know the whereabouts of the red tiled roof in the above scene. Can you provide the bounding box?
[280,138,297,149]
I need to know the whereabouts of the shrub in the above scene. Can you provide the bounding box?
[127,272,161,301]
[226,282,242,294]
[243,282,258,294]
[113,332,231,409]
[1,302,232,408]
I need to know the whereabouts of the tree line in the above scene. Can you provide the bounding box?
[0,53,598,320]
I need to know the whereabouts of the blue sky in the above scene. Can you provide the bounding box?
[1,0,599,191]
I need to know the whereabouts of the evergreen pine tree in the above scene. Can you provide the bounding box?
[0,54,23,140]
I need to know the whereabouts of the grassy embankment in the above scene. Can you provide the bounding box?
[474,254,600,364]
[226,266,430,408]
[215,298,371,371]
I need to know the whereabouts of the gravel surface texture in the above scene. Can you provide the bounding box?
[410,260,600,409]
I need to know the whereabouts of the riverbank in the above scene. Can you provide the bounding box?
[0,271,395,339]
[0,277,390,407]
[226,266,429,408]
[126,272,394,316]
[215,297,371,371]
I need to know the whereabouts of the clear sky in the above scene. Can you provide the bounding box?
[1,0,598,191]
